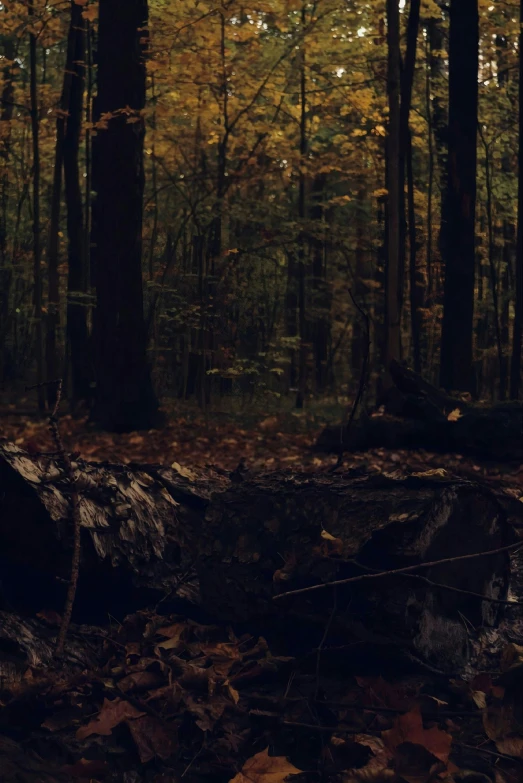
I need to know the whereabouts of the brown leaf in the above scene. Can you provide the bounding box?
[382,708,452,765]
[229,748,302,783]
[76,697,145,740]
[126,715,177,763]
[61,757,109,778]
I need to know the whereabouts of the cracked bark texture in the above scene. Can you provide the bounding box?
[0,441,518,671]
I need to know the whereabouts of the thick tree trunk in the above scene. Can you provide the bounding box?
[439,0,478,394]
[90,0,160,431]
[0,441,518,673]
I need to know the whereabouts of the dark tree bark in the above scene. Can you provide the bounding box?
[63,3,91,409]
[0,36,15,383]
[90,0,160,431]
[398,0,421,320]
[317,360,523,461]
[510,0,523,399]
[46,0,82,409]
[28,0,45,412]
[439,0,478,393]
[385,0,402,376]
[0,441,517,673]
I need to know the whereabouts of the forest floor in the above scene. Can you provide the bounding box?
[1,399,523,782]
[1,395,522,484]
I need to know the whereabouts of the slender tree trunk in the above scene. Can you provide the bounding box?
[90,0,160,431]
[28,0,45,411]
[46,1,81,407]
[296,3,308,409]
[439,0,478,393]
[425,29,434,298]
[510,0,523,399]
[63,2,91,409]
[0,37,15,382]
[407,130,422,372]
[398,0,421,322]
[428,18,449,288]
[385,0,402,375]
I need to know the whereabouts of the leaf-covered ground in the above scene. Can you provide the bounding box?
[1,401,523,782]
[1,399,522,485]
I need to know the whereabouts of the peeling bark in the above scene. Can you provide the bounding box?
[0,441,518,672]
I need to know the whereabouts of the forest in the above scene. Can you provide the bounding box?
[1,0,523,782]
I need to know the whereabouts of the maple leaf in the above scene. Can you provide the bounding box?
[382,708,452,765]
[229,748,302,783]
[76,697,145,740]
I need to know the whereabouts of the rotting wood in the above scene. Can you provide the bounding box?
[0,440,520,672]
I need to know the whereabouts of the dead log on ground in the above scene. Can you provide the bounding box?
[315,360,523,459]
[0,440,519,672]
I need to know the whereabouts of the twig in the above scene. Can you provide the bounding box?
[331,290,370,472]
[273,542,522,601]
[347,558,520,606]
[455,741,523,763]
[42,379,82,658]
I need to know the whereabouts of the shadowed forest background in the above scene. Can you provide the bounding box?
[4,4,523,781]
[1,0,522,436]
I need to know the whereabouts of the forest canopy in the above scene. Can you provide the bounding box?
[0,0,521,430]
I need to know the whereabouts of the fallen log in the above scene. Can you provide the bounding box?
[315,360,523,459]
[0,440,519,672]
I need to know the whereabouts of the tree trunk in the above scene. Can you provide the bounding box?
[0,36,15,383]
[90,0,160,431]
[398,0,421,322]
[407,130,422,373]
[296,2,308,409]
[439,0,478,394]
[510,0,523,399]
[0,440,517,673]
[385,0,402,375]
[28,0,45,412]
[46,0,81,408]
[64,2,91,410]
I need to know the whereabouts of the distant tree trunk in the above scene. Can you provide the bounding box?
[511,0,523,399]
[90,0,160,431]
[46,1,81,408]
[407,130,422,373]
[428,17,448,286]
[296,4,308,409]
[0,37,15,382]
[424,30,434,297]
[63,2,91,409]
[0,37,14,265]
[385,0,402,376]
[398,0,420,320]
[439,0,478,394]
[309,174,330,393]
[28,0,45,412]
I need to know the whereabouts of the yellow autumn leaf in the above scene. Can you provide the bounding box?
[229,748,302,783]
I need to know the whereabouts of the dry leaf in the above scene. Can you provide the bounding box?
[76,697,145,739]
[382,708,452,765]
[127,714,177,763]
[229,747,302,783]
